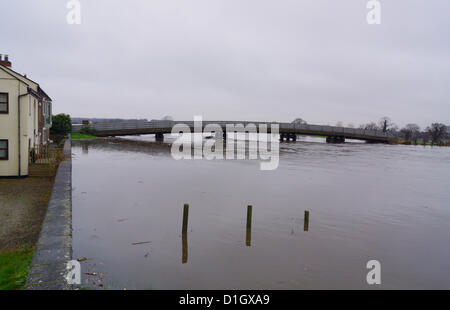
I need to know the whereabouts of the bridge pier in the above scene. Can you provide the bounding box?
[155,133,164,142]
[326,136,345,144]
[280,133,297,142]
[281,133,297,142]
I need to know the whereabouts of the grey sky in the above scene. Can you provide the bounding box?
[1,0,449,128]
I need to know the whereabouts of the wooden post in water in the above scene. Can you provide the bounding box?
[246,205,253,246]
[182,203,189,264]
[182,204,189,235]
[304,210,310,231]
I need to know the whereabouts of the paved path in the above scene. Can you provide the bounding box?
[0,178,53,252]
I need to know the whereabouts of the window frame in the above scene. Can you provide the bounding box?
[0,139,8,160]
[0,92,8,114]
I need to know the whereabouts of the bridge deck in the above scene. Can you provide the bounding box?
[72,120,393,143]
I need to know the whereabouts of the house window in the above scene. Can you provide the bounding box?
[0,140,8,160]
[0,93,8,114]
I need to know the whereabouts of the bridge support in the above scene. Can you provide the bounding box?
[326,136,345,144]
[155,133,164,142]
[281,133,297,142]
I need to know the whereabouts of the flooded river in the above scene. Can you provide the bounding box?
[72,135,450,289]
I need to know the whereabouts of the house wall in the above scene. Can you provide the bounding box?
[0,69,40,176]
[22,94,40,166]
[1,70,21,176]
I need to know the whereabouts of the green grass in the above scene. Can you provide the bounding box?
[0,247,34,290]
[71,132,97,140]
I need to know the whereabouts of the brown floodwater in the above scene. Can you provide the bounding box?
[72,135,450,289]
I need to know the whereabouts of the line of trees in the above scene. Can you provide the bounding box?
[294,116,448,145]
[358,117,449,146]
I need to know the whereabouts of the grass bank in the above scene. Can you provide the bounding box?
[71,132,97,140]
[0,247,34,290]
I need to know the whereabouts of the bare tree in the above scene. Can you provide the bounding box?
[426,123,447,145]
[400,124,421,144]
[360,122,379,131]
[378,117,398,133]
[422,131,430,145]
[162,115,174,121]
[336,121,343,127]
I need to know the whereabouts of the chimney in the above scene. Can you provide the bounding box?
[0,54,12,68]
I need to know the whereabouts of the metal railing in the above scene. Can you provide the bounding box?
[29,144,60,164]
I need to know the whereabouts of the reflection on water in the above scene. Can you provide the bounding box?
[182,233,188,265]
[72,136,450,289]
[304,210,310,232]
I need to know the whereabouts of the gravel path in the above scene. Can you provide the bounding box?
[0,177,54,251]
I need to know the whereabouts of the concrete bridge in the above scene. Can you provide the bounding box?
[72,120,394,143]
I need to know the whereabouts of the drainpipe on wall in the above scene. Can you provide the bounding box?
[18,86,30,177]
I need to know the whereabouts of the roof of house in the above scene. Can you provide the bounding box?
[0,64,52,101]
[38,86,52,101]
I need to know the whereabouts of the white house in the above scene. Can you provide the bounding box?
[0,55,53,177]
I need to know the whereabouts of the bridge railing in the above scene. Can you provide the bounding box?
[294,124,390,138]
[72,120,177,133]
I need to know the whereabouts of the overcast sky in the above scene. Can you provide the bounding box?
[1,0,449,128]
